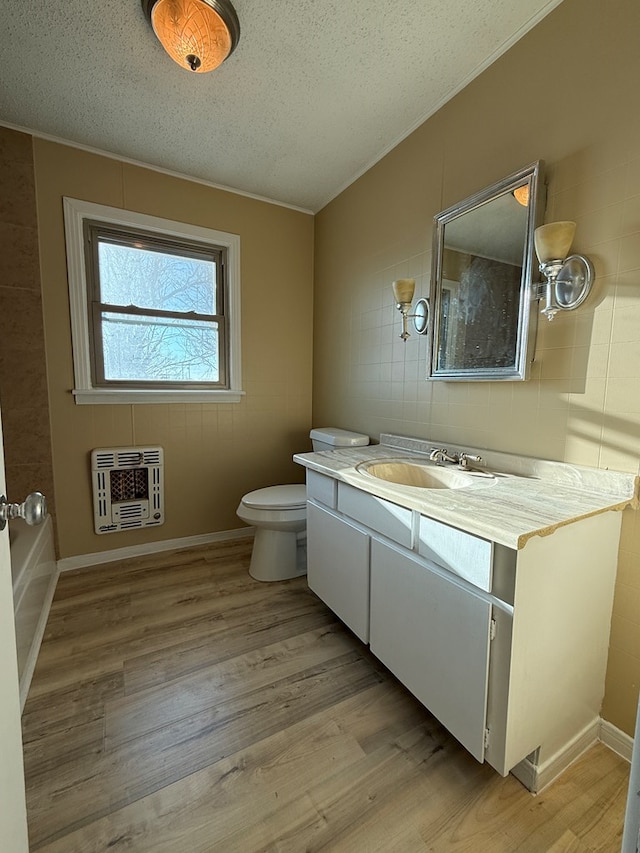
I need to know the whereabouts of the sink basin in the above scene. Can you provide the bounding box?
[357,458,491,490]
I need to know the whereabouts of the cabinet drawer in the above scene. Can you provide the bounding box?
[338,483,412,548]
[306,470,337,508]
[418,515,493,591]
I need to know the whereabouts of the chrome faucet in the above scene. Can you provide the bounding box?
[429,448,484,470]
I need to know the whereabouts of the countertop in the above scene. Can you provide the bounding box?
[293,434,639,550]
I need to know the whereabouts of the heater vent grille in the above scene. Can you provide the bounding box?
[94,448,162,468]
[91,446,164,534]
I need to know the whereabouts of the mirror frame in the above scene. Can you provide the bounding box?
[428,160,546,381]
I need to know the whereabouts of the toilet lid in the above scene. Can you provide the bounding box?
[242,485,307,510]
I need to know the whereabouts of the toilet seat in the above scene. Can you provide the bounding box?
[241,485,306,511]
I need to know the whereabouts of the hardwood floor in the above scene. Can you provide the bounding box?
[22,538,629,852]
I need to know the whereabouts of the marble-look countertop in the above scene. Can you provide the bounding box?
[293,434,639,550]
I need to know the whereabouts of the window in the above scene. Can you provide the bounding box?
[85,223,226,388]
[64,198,242,404]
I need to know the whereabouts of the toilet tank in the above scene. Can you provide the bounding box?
[310,427,370,452]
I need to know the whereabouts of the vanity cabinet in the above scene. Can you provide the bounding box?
[304,467,625,788]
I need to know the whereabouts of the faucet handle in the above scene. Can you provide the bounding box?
[459,453,483,470]
[429,448,461,465]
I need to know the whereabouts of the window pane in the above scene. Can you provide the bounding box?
[97,241,217,315]
[101,312,220,383]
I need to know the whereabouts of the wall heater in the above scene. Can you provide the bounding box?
[91,446,164,534]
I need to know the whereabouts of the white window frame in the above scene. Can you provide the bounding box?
[63,197,243,404]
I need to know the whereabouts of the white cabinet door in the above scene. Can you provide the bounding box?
[307,502,371,642]
[370,538,492,762]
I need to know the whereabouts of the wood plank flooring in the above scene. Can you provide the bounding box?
[22,538,630,852]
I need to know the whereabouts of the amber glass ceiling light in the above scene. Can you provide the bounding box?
[513,184,529,207]
[142,0,240,73]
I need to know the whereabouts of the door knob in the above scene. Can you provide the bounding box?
[0,492,47,531]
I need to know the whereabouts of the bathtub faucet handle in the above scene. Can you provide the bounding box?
[0,491,47,530]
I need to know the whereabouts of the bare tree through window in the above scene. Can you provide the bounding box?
[87,227,226,387]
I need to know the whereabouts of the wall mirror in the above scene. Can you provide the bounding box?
[428,160,545,381]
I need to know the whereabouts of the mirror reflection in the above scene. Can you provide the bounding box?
[429,161,545,381]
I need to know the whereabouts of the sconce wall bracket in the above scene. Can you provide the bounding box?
[534,253,594,321]
[412,298,430,335]
[395,297,430,341]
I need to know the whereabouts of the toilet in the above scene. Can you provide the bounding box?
[237,427,369,581]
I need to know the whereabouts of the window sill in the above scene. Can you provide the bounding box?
[72,388,245,405]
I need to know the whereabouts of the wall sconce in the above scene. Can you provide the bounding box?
[534,221,594,321]
[392,279,430,341]
[142,0,240,73]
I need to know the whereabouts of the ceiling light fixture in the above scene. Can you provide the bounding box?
[142,0,240,73]
[513,185,529,207]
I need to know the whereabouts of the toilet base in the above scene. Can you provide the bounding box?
[249,528,307,582]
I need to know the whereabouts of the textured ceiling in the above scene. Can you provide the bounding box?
[0,0,563,212]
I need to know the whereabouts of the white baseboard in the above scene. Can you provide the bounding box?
[57,526,254,573]
[511,717,635,794]
[509,756,538,793]
[600,718,634,762]
[511,718,601,793]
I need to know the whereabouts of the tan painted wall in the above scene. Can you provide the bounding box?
[32,140,314,559]
[313,0,640,735]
